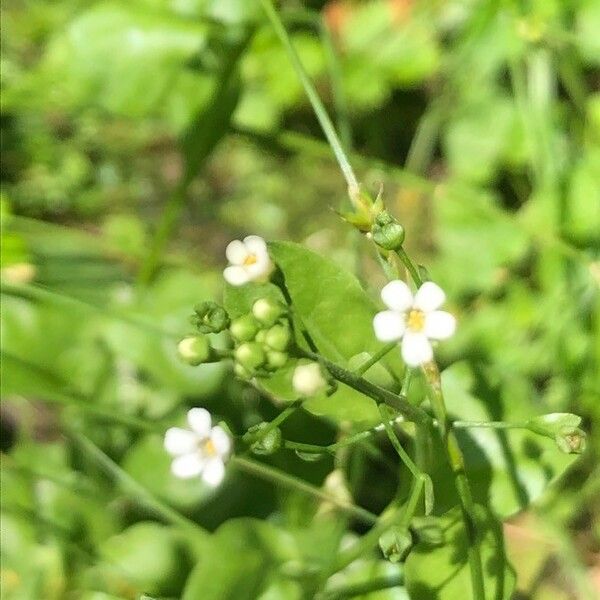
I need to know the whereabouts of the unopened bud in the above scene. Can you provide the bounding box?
[234,342,266,371]
[191,301,230,334]
[527,413,587,455]
[379,527,412,563]
[371,211,405,250]
[264,323,291,352]
[230,314,260,342]
[248,422,282,456]
[265,350,288,370]
[292,362,328,397]
[177,335,212,366]
[252,298,286,327]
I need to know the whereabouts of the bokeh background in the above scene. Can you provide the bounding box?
[1,0,599,598]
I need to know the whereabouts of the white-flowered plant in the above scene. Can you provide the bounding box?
[164,408,231,487]
[373,280,456,367]
[223,235,273,286]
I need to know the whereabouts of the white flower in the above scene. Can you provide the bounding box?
[292,362,328,397]
[373,280,456,367]
[223,235,273,286]
[164,408,231,487]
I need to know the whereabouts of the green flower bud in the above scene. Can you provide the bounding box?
[177,335,212,366]
[234,362,252,379]
[247,422,282,456]
[379,527,412,563]
[371,210,405,250]
[265,350,288,370]
[252,298,286,327]
[234,342,266,371]
[191,301,230,333]
[264,323,291,351]
[555,427,587,454]
[230,314,260,342]
[255,329,267,344]
[527,413,587,455]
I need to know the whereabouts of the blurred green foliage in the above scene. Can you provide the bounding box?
[1,0,599,599]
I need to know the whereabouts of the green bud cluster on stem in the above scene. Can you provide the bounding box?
[371,210,405,251]
[229,297,292,378]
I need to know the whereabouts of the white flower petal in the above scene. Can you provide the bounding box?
[401,332,433,367]
[202,458,225,487]
[225,240,249,265]
[373,310,406,342]
[413,282,446,312]
[210,426,231,456]
[424,311,456,340]
[171,453,204,479]
[243,235,267,255]
[245,253,273,280]
[187,408,211,437]
[381,280,413,311]
[224,265,250,286]
[164,427,198,456]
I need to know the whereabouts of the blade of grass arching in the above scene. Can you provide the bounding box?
[2,281,178,339]
[137,29,253,285]
[1,352,158,432]
[233,125,433,192]
[259,0,359,199]
[68,431,204,535]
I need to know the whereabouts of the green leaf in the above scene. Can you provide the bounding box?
[430,363,578,519]
[405,505,515,600]
[41,2,209,117]
[182,519,296,600]
[98,522,191,596]
[429,184,528,295]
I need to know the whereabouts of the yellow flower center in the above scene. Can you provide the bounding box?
[243,253,258,266]
[406,309,426,332]
[202,438,218,457]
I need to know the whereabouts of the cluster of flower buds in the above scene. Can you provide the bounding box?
[231,297,292,378]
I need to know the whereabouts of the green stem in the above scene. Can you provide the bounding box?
[378,405,421,480]
[395,247,422,287]
[422,363,485,600]
[295,347,430,426]
[232,456,376,525]
[259,0,359,199]
[318,573,404,600]
[329,475,424,575]
[243,400,302,443]
[70,432,202,534]
[352,342,396,376]
[453,420,529,430]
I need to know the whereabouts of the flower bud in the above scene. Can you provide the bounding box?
[265,350,288,370]
[379,527,412,563]
[527,413,587,455]
[234,342,266,371]
[371,210,405,250]
[177,335,212,366]
[229,314,260,342]
[233,362,251,379]
[252,298,286,327]
[264,323,291,352]
[292,362,328,397]
[191,301,230,334]
[247,422,282,456]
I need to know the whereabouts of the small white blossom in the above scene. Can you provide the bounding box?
[164,408,231,487]
[223,235,273,286]
[293,362,327,397]
[373,280,456,367]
